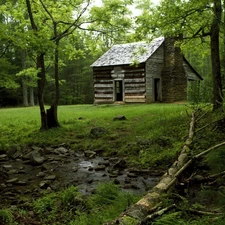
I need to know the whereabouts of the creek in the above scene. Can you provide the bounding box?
[0,146,162,207]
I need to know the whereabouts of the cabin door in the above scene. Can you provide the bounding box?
[114,80,123,101]
[154,78,161,101]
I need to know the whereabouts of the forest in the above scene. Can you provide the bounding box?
[0,0,224,113]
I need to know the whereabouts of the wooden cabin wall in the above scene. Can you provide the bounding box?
[145,45,164,102]
[93,66,114,104]
[123,64,146,103]
[93,64,147,104]
[183,61,200,81]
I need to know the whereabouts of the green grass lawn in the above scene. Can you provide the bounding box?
[0,103,188,168]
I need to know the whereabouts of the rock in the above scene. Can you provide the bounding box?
[95,165,106,171]
[12,151,22,159]
[7,145,18,158]
[31,146,43,151]
[112,159,127,170]
[123,184,140,190]
[54,147,68,155]
[98,161,110,167]
[87,179,94,184]
[1,183,7,188]
[45,147,54,153]
[113,179,120,185]
[41,164,51,171]
[113,115,126,121]
[7,169,17,175]
[29,150,45,165]
[124,178,131,184]
[72,167,78,172]
[39,181,49,189]
[3,165,13,169]
[6,178,19,183]
[37,172,45,177]
[0,154,8,161]
[127,172,137,178]
[108,170,119,177]
[84,150,96,158]
[44,175,56,180]
[16,180,27,185]
[90,127,108,137]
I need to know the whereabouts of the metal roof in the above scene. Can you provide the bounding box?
[91,37,165,67]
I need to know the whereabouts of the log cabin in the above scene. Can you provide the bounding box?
[91,37,202,104]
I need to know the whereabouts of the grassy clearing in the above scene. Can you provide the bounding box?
[0,103,188,168]
[1,103,225,224]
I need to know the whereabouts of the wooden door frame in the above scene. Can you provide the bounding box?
[113,79,124,102]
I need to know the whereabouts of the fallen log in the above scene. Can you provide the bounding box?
[105,111,197,225]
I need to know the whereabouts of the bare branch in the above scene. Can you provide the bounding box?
[0,42,12,58]
[39,0,55,23]
[53,0,91,42]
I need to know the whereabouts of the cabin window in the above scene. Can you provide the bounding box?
[114,80,123,101]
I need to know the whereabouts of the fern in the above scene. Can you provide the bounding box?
[152,212,187,225]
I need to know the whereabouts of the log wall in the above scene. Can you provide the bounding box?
[93,66,114,104]
[93,64,147,104]
[124,64,146,103]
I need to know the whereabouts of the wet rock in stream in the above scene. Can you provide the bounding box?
[0,145,162,207]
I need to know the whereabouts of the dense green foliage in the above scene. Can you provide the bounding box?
[0,0,224,108]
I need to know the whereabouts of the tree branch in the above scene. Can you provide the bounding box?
[0,42,12,58]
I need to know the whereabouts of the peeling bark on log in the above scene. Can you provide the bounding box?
[104,112,197,225]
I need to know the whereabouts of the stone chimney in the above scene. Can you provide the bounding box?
[161,36,187,102]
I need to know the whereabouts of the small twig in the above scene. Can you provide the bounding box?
[196,118,224,133]
[140,204,176,224]
[195,110,209,122]
[194,141,225,159]
[187,208,223,216]
[206,170,225,180]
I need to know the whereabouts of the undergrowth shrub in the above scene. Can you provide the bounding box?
[205,147,225,173]
[0,209,15,224]
[31,183,139,225]
[69,183,140,225]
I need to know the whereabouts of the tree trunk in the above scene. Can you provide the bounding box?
[211,0,223,110]
[46,25,60,128]
[29,86,34,106]
[22,78,28,106]
[26,0,48,129]
[21,50,28,106]
[37,53,47,130]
